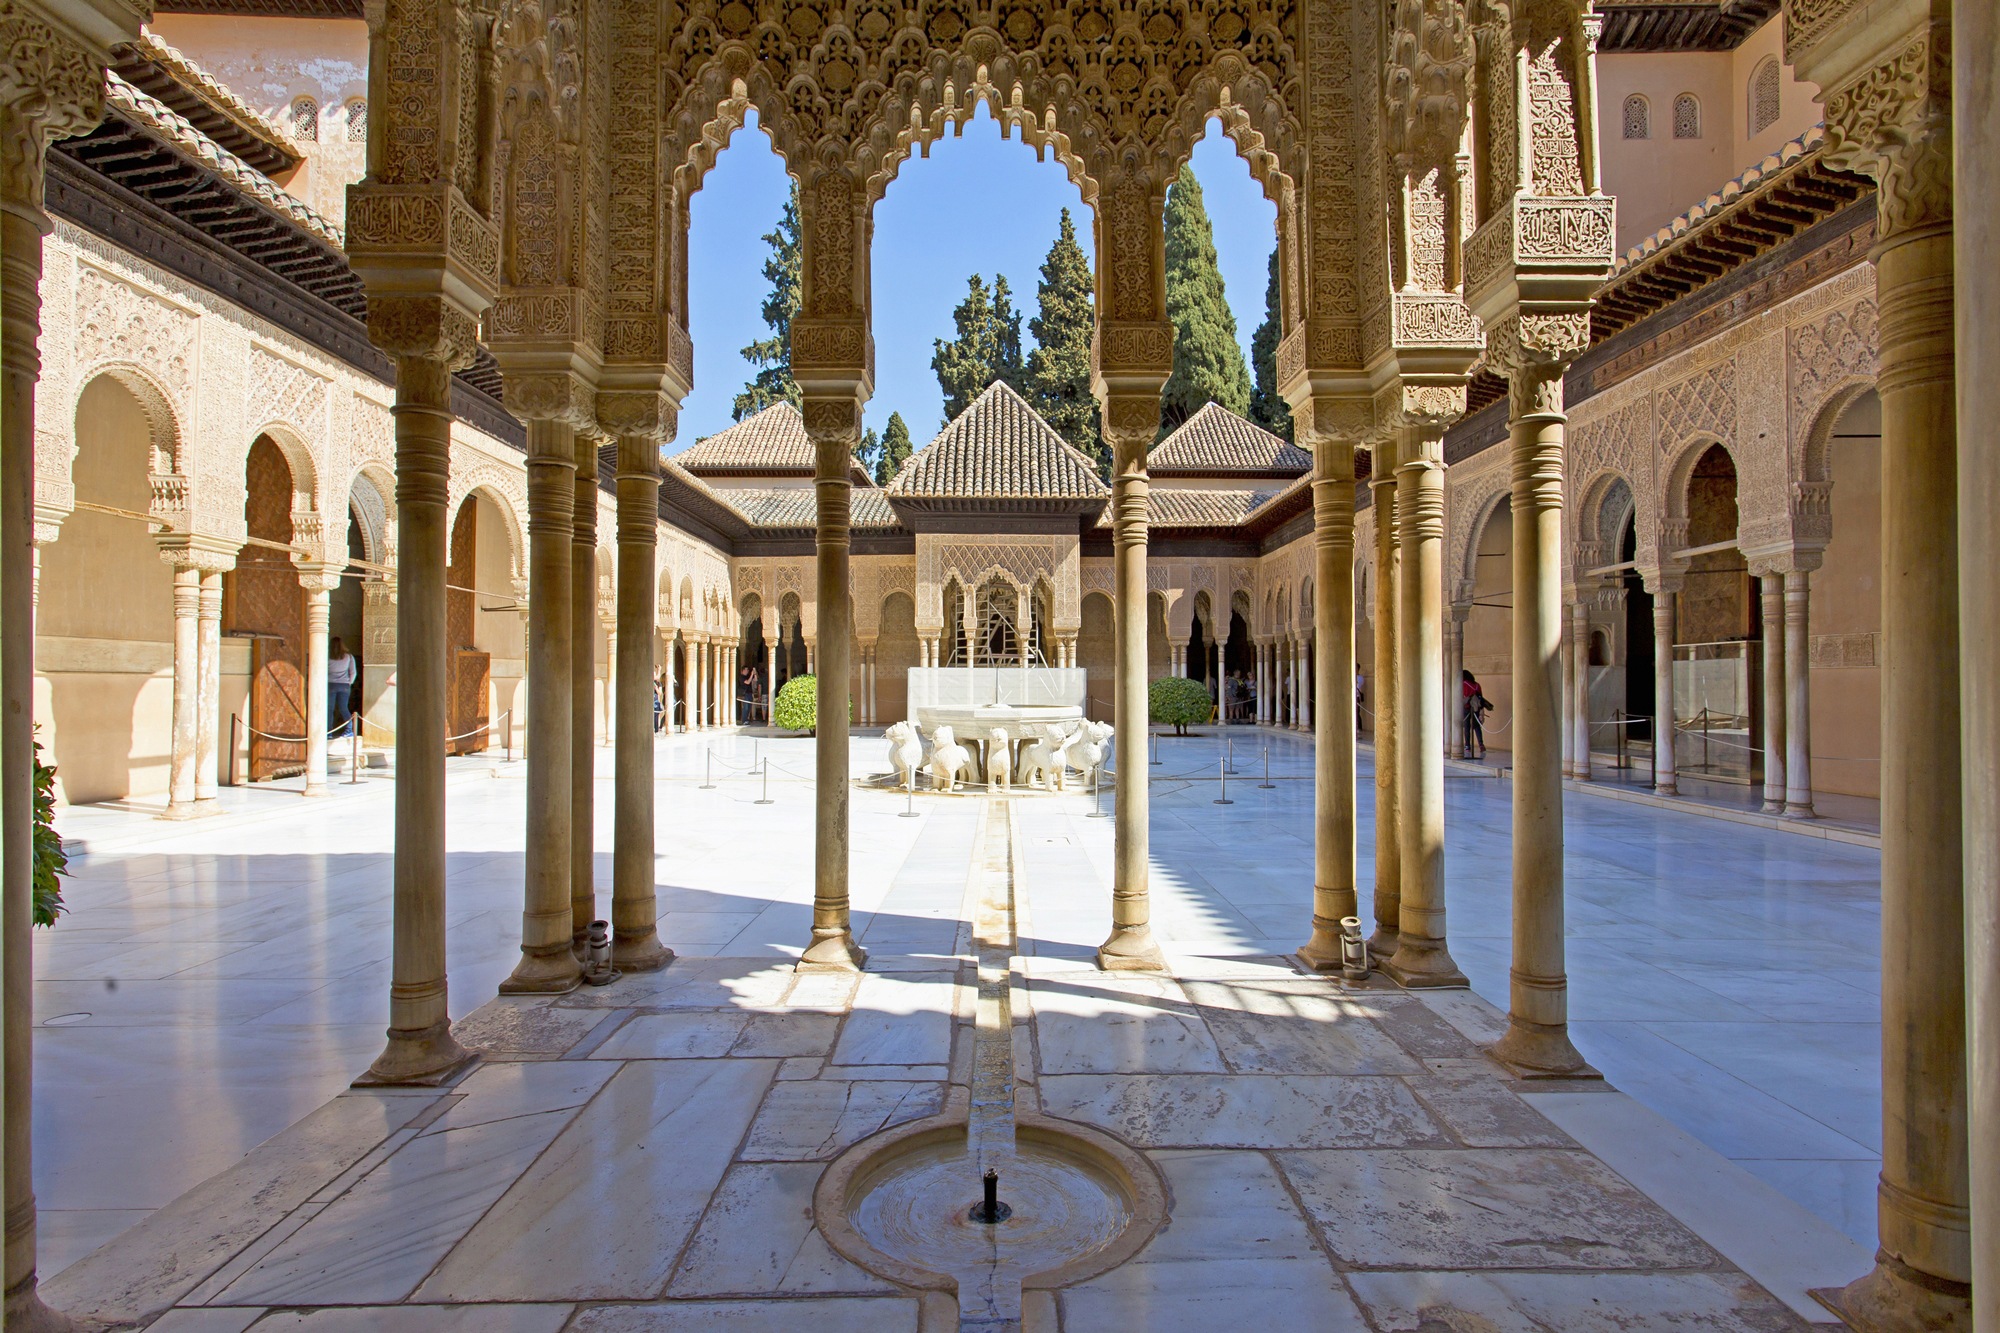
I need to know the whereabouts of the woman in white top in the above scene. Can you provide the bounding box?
[327,636,358,737]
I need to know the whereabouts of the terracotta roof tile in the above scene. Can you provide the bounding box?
[889,381,1108,500]
[672,402,815,473]
[720,486,900,530]
[1148,402,1310,475]
[1092,487,1285,529]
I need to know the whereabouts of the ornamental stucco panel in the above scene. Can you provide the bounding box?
[1445,454,1512,606]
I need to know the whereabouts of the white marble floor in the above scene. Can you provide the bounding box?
[35,722,1884,1298]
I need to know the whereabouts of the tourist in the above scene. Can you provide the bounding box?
[1461,669,1492,760]
[327,637,357,738]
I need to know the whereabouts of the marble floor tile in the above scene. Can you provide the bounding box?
[1135,1151,1323,1263]
[831,973,956,1066]
[669,1162,896,1296]
[1030,980,1224,1075]
[417,1059,774,1301]
[1060,1257,1368,1332]
[1039,1074,1445,1149]
[1346,1271,1810,1331]
[37,1208,149,1279]
[235,1306,573,1332]
[1181,980,1422,1076]
[740,1079,945,1161]
[1280,1147,1719,1270]
[569,1297,922,1332]
[451,996,611,1058]
[143,1310,265,1333]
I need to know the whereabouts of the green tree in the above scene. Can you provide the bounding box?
[857,426,882,483]
[1025,208,1104,475]
[733,183,802,420]
[878,411,914,484]
[1247,247,1294,441]
[932,273,1026,423]
[1159,165,1252,436]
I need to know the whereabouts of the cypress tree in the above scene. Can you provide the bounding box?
[858,426,882,484]
[1159,164,1252,436]
[879,411,914,484]
[733,183,802,420]
[1247,247,1294,441]
[932,273,1027,422]
[1026,208,1104,476]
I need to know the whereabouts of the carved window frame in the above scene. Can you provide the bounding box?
[1672,93,1701,140]
[1749,58,1781,137]
[291,96,319,142]
[346,99,367,142]
[1621,94,1649,140]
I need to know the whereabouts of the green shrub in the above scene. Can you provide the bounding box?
[1149,676,1213,735]
[33,739,67,927]
[774,675,817,732]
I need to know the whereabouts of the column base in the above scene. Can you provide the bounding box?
[1296,916,1345,973]
[1654,781,1677,797]
[1367,925,1401,959]
[159,800,203,821]
[798,928,868,972]
[1489,1019,1600,1079]
[354,1019,478,1087]
[1784,803,1818,820]
[1380,941,1469,989]
[4,1278,79,1333]
[1096,925,1166,973]
[498,946,584,994]
[304,782,331,799]
[1761,799,1786,815]
[612,931,675,973]
[1812,1252,1971,1332]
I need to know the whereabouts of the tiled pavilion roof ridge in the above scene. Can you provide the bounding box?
[1149,401,1311,476]
[671,401,872,482]
[888,380,1109,500]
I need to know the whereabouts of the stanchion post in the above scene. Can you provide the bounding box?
[1151,731,1161,765]
[1258,745,1275,790]
[348,725,361,785]
[756,756,774,805]
[1214,757,1233,806]
[700,749,715,790]
[1225,735,1236,775]
[1089,764,1107,818]
[900,784,919,819]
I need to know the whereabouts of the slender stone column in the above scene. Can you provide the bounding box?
[1383,426,1463,987]
[1297,637,1312,731]
[501,419,580,994]
[1957,1,1999,1313]
[1559,626,1574,778]
[1490,367,1586,1070]
[196,571,223,804]
[1571,601,1593,780]
[1759,575,1786,813]
[164,564,202,817]
[663,633,677,734]
[1371,460,1401,952]
[798,396,865,971]
[1100,421,1165,971]
[765,635,776,722]
[570,452,598,943]
[1445,608,1466,757]
[1299,438,1357,970]
[806,639,816,676]
[359,351,479,1080]
[612,437,669,971]
[1823,106,1970,1331]
[1652,589,1678,794]
[1213,633,1224,718]
[1783,568,1815,817]
[301,575,337,797]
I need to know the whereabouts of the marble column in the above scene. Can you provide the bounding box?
[799,396,864,972]
[302,574,337,797]
[1445,607,1466,757]
[1213,635,1224,713]
[1783,568,1816,817]
[1383,426,1463,987]
[1559,625,1574,778]
[164,563,202,817]
[1823,89,1969,1327]
[196,570,223,804]
[1101,421,1164,972]
[663,633,678,734]
[1571,601,1593,781]
[1957,0,1999,1314]
[1299,438,1357,971]
[612,437,669,971]
[359,350,479,1080]
[1491,367,1586,1071]
[501,419,580,994]
[765,634,777,723]
[568,448,595,945]
[806,639,816,676]
[1297,637,1312,731]
[1759,576,1786,814]
[1371,458,1401,952]
[1652,588,1677,794]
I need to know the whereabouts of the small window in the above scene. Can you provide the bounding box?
[1621,94,1650,140]
[1672,93,1701,140]
[1749,58,1782,136]
[345,99,367,142]
[291,96,318,142]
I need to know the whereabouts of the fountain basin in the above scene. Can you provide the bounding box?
[813,1111,1167,1298]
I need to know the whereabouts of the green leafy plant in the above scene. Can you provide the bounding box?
[33,739,67,927]
[774,675,819,733]
[1149,676,1213,735]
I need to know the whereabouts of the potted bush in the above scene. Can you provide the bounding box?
[773,675,819,734]
[33,739,67,926]
[1149,676,1213,736]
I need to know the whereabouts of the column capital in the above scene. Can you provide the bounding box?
[502,369,600,433]
[155,534,241,574]
[363,293,484,371]
[0,0,123,212]
[1818,21,1952,243]
[294,562,346,595]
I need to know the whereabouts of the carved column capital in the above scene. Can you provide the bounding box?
[0,0,114,211]
[501,369,599,431]
[1821,25,1952,243]
[366,294,482,370]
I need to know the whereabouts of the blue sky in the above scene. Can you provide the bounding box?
[679,105,1279,449]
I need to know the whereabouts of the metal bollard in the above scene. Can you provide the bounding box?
[347,725,361,785]
[756,756,775,805]
[1151,731,1161,765]
[700,749,715,790]
[1213,757,1234,805]
[1224,735,1237,775]
[899,783,920,818]
[1258,746,1276,789]
[1088,765,1107,818]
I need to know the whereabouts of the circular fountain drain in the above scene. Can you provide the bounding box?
[815,1116,1167,1297]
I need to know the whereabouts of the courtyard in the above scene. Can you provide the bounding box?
[35,726,1874,1329]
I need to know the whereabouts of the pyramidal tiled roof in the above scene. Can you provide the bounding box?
[889,381,1109,501]
[1149,401,1311,476]
[673,402,814,473]
[722,487,901,530]
[1090,487,1286,530]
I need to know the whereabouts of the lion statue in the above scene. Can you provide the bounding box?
[1017,725,1075,792]
[987,728,1012,791]
[884,720,924,792]
[1067,719,1114,788]
[928,725,973,794]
